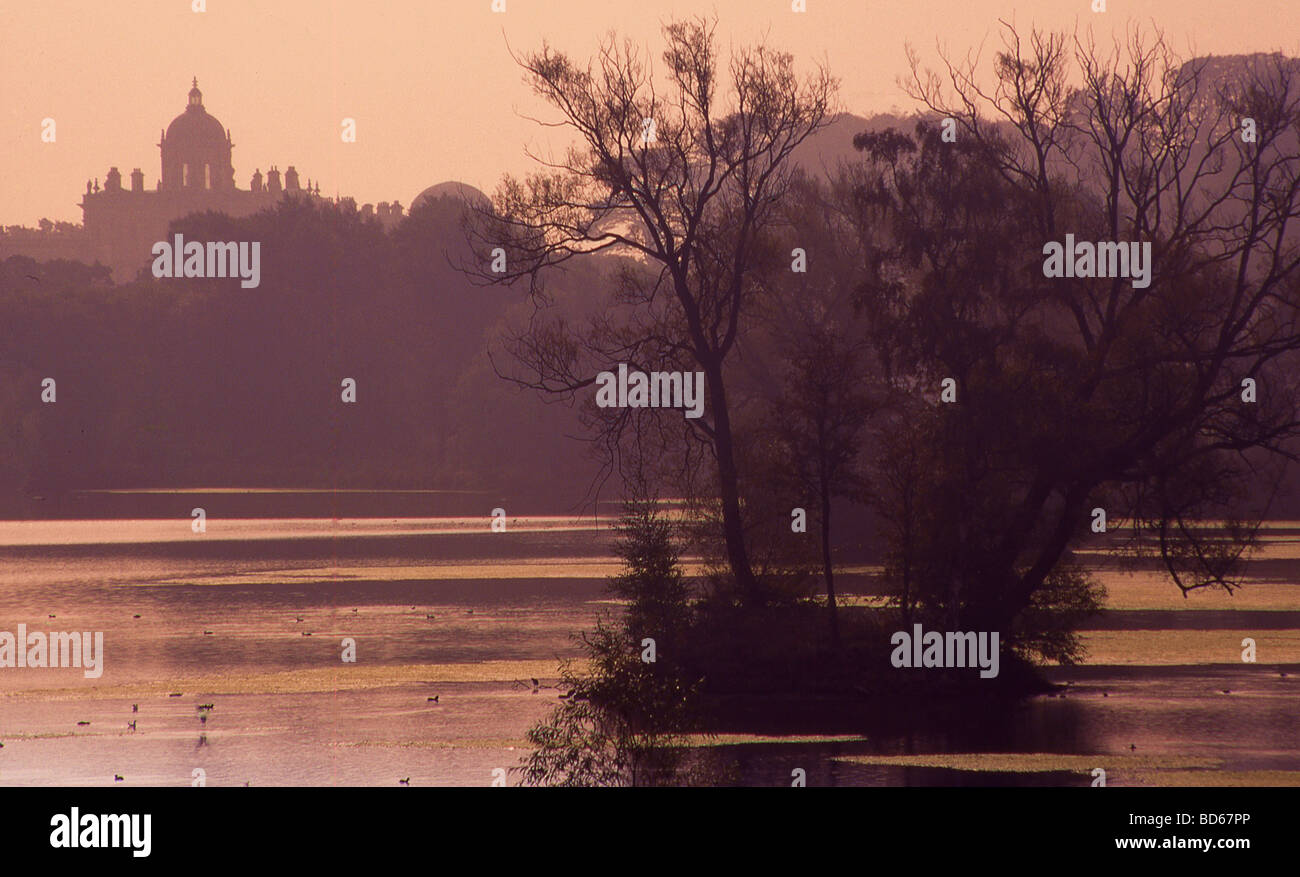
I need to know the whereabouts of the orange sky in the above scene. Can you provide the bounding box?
[2,0,1296,225]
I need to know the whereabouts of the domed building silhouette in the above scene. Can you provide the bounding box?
[411,181,491,213]
[159,79,236,192]
[2,79,407,282]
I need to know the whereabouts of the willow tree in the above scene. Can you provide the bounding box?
[469,17,836,603]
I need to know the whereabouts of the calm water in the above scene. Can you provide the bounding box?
[1,503,1298,786]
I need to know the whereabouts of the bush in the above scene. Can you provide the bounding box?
[519,500,712,786]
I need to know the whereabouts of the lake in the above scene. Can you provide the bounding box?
[1,491,1298,786]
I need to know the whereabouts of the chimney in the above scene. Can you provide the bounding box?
[131,168,144,192]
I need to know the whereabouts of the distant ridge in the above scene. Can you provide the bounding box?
[792,111,919,175]
[798,52,1300,178]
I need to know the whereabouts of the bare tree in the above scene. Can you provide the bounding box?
[468,17,836,603]
[855,23,1300,642]
[745,174,878,643]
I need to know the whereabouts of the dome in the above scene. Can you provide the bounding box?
[412,181,491,212]
[158,78,235,191]
[164,78,228,147]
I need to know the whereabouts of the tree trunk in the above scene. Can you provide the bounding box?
[704,359,760,603]
[820,483,840,648]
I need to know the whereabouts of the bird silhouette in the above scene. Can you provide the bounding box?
[169,692,182,697]
[1221,689,1232,694]
[114,775,123,782]
[1129,744,1137,751]
[203,630,213,635]
[77,721,90,726]
[127,720,136,731]
[48,614,55,618]
[398,777,410,785]
[131,704,139,712]
[133,614,141,618]
[427,695,439,703]
[25,274,40,283]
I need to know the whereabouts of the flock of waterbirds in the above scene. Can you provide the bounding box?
[19,602,1296,785]
[30,606,559,786]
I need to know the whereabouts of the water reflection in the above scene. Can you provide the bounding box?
[1,511,1297,786]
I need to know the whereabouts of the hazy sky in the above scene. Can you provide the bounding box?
[2,0,1296,224]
